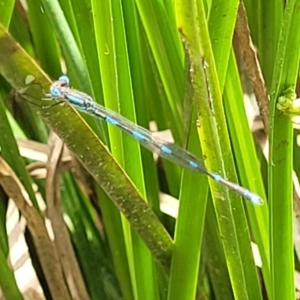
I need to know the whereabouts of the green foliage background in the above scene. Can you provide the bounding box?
[0,0,299,299]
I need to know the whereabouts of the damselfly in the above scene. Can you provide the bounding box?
[47,75,263,205]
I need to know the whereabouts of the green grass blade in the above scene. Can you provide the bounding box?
[40,0,91,92]
[224,52,270,297]
[0,25,173,273]
[269,1,300,298]
[168,107,209,298]
[176,1,262,298]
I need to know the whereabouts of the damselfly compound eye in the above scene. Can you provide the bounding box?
[50,87,61,98]
[58,75,70,86]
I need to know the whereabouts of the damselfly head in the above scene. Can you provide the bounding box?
[50,75,71,98]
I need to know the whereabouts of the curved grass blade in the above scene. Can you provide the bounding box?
[0,24,173,272]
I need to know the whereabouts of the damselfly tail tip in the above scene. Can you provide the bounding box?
[250,194,264,206]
